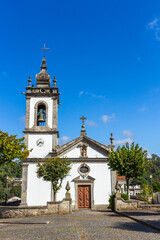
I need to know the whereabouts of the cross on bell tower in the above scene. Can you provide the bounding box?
[40,43,50,58]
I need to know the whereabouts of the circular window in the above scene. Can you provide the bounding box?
[78,163,90,178]
[80,166,89,173]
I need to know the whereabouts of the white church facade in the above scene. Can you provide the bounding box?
[21,55,116,209]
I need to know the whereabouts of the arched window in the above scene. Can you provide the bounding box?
[37,104,46,126]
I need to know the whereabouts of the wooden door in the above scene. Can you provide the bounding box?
[78,185,91,208]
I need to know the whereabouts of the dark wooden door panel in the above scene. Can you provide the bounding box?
[78,185,91,208]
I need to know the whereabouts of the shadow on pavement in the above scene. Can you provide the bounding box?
[120,211,160,216]
[111,221,159,233]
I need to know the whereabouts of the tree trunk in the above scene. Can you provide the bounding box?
[53,191,56,202]
[126,178,130,199]
[51,182,57,202]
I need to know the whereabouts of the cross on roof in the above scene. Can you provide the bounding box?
[40,43,50,58]
[80,116,87,125]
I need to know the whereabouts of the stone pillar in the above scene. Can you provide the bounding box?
[52,96,58,150]
[111,170,116,194]
[25,97,30,129]
[21,163,29,206]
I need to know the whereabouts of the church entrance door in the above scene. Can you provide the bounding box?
[78,185,91,208]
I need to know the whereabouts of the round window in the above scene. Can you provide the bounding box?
[80,166,89,173]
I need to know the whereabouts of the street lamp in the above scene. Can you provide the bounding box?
[150,175,153,203]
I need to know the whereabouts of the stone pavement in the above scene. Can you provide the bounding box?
[0,210,159,240]
[117,209,160,232]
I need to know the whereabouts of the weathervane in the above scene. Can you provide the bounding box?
[40,43,50,58]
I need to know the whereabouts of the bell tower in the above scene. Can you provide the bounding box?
[23,55,60,159]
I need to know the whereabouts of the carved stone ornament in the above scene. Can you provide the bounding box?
[78,163,90,179]
[80,143,88,158]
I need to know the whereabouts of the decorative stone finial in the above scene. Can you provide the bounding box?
[65,181,71,199]
[40,57,47,70]
[110,132,114,146]
[80,116,87,136]
[36,57,51,87]
[28,76,32,86]
[53,76,57,87]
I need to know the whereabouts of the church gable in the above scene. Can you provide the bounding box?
[56,136,110,159]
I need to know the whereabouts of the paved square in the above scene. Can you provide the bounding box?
[0,210,159,240]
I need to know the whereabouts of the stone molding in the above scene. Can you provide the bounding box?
[73,175,95,210]
[22,158,109,163]
[50,135,110,158]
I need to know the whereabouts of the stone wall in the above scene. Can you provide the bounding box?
[0,199,72,219]
[114,198,139,211]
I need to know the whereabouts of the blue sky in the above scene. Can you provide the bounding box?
[1,0,160,155]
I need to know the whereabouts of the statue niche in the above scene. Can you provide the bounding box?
[37,104,46,126]
[80,144,88,158]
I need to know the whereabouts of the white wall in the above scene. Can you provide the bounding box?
[27,163,51,206]
[29,97,53,128]
[57,162,111,205]
[62,146,107,158]
[27,162,111,206]
[28,134,52,158]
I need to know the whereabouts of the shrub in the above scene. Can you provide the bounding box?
[109,194,115,211]
[121,193,128,201]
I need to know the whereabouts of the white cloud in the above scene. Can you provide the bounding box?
[147,18,159,29]
[114,137,133,146]
[19,115,25,122]
[139,107,148,112]
[147,18,160,41]
[58,136,71,145]
[143,148,152,159]
[122,130,133,137]
[79,90,105,99]
[101,114,115,124]
[79,91,84,96]
[86,120,98,127]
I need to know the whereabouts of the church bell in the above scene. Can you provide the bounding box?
[38,110,45,122]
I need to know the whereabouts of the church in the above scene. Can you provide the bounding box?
[21,52,116,210]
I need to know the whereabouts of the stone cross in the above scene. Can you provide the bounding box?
[80,116,87,125]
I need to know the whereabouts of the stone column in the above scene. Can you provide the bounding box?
[25,97,30,129]
[111,170,116,194]
[52,96,58,150]
[21,163,29,206]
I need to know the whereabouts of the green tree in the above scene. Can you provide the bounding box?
[37,158,71,201]
[108,142,150,197]
[0,130,29,165]
[0,161,22,202]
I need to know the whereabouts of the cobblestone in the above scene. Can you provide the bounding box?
[0,210,159,240]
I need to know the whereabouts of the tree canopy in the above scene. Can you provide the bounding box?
[108,142,151,196]
[37,158,71,201]
[0,130,29,165]
[0,161,22,202]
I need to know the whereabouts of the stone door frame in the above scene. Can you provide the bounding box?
[73,176,95,210]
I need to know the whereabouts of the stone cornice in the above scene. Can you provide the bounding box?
[23,129,59,134]
[22,158,108,163]
[25,92,60,97]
